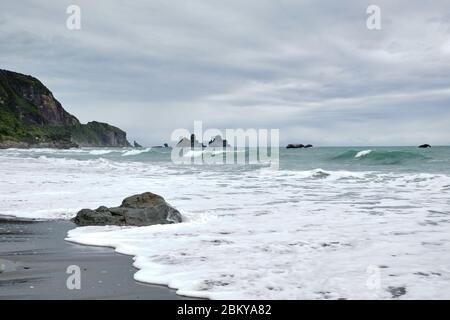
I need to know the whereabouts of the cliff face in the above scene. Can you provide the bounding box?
[0,69,131,148]
[71,121,131,147]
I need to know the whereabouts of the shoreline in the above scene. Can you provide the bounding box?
[0,218,194,300]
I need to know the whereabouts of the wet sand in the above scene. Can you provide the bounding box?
[0,218,191,300]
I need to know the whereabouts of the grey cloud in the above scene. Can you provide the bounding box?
[1,0,449,146]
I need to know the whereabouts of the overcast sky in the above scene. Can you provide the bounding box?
[1,0,450,146]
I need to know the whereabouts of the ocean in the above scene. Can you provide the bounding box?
[1,146,449,299]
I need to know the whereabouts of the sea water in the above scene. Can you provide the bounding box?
[1,146,449,299]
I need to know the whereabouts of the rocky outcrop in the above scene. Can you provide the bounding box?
[208,135,230,148]
[418,144,431,148]
[176,134,202,148]
[287,144,304,149]
[0,70,79,127]
[286,144,313,149]
[72,192,183,226]
[175,137,190,148]
[0,69,131,148]
[134,140,143,148]
[71,121,130,147]
[152,143,169,148]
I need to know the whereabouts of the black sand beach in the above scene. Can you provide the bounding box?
[0,218,188,300]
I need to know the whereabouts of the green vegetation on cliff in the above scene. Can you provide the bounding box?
[71,121,131,147]
[0,69,130,148]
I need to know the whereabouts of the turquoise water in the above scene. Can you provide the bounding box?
[281,147,450,173]
[10,146,450,174]
[2,146,450,299]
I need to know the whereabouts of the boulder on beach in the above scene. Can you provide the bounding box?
[72,192,183,226]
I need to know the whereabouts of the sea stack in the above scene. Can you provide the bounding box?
[176,135,202,148]
[208,135,231,148]
[286,144,304,149]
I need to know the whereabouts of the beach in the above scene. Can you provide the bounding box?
[1,147,450,299]
[0,218,189,300]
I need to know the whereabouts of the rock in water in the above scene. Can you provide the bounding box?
[286,144,304,149]
[72,192,182,226]
[208,135,231,148]
[418,144,431,148]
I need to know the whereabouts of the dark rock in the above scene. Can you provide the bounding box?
[134,140,143,148]
[176,136,202,148]
[286,144,304,149]
[387,286,407,298]
[0,69,79,127]
[72,192,183,226]
[208,135,231,148]
[304,144,313,148]
[152,144,169,148]
[418,144,431,148]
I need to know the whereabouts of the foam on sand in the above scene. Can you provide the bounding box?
[2,149,450,299]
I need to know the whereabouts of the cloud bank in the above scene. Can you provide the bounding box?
[1,0,450,145]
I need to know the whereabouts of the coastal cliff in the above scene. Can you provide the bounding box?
[0,69,131,148]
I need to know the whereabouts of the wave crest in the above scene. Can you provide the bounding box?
[334,149,427,165]
[122,148,152,156]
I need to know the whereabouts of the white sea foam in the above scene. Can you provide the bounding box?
[182,150,205,158]
[1,149,450,299]
[355,149,372,158]
[122,148,151,156]
[89,149,114,155]
[182,149,244,158]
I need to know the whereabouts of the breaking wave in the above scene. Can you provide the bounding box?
[122,148,152,156]
[333,149,428,165]
[2,146,450,299]
[355,150,372,158]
